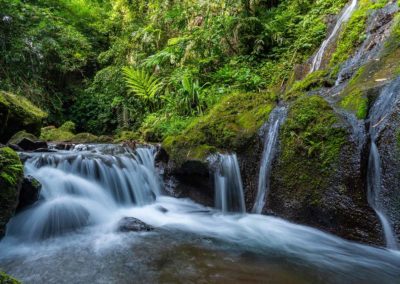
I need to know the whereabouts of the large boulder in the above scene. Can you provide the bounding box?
[268,95,381,245]
[0,91,47,144]
[7,131,48,151]
[0,147,23,238]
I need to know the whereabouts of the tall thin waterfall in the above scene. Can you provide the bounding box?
[309,0,357,73]
[252,106,287,214]
[367,78,400,250]
[6,145,162,241]
[214,154,246,213]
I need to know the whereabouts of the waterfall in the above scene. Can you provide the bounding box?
[6,145,162,241]
[309,0,358,73]
[367,77,400,250]
[214,154,246,213]
[252,106,287,214]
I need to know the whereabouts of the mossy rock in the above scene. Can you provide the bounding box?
[0,91,47,143]
[162,92,276,166]
[269,95,381,244]
[0,271,20,284]
[68,133,100,143]
[114,131,140,143]
[273,95,347,201]
[40,126,75,142]
[59,121,76,133]
[0,147,23,238]
[285,70,334,100]
[337,14,400,118]
[7,130,39,145]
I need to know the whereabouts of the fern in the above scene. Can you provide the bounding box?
[123,67,162,100]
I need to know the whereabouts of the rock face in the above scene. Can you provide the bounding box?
[0,147,23,238]
[17,175,41,211]
[0,91,47,143]
[268,96,381,245]
[118,217,154,232]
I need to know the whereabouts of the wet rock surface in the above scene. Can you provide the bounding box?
[118,217,154,233]
[17,175,41,211]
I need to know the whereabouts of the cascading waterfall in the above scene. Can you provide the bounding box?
[6,145,161,241]
[214,154,246,213]
[309,0,357,73]
[367,77,400,250]
[252,106,287,214]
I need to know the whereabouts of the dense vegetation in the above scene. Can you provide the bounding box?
[1,0,350,140]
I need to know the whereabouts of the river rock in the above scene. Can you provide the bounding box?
[118,217,154,232]
[17,175,41,211]
[7,130,48,151]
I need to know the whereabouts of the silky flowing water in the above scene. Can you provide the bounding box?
[0,145,399,283]
[310,0,358,73]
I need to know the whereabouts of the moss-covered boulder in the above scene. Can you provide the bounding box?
[269,95,381,244]
[40,121,108,143]
[7,130,48,151]
[0,147,23,238]
[163,92,276,166]
[162,92,276,205]
[0,271,20,284]
[0,91,47,143]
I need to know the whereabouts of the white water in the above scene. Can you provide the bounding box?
[367,78,400,250]
[309,0,358,73]
[7,145,161,241]
[1,144,400,283]
[214,154,246,213]
[253,106,287,214]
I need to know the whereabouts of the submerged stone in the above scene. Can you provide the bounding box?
[118,217,154,233]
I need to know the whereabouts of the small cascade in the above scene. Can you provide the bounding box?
[6,145,162,241]
[214,154,246,214]
[309,0,358,73]
[367,77,400,250]
[252,106,287,214]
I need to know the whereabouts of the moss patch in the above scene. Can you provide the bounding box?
[163,92,276,165]
[330,0,387,70]
[0,271,20,284]
[274,95,347,205]
[0,147,23,237]
[285,70,333,100]
[40,123,108,143]
[7,130,39,145]
[0,91,47,143]
[337,15,400,117]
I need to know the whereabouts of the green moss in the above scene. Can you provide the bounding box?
[0,91,47,143]
[275,95,347,204]
[69,133,99,143]
[7,130,38,145]
[337,16,400,117]
[113,131,140,143]
[59,121,76,133]
[40,125,103,143]
[0,147,23,188]
[40,126,75,142]
[339,90,368,119]
[330,0,387,69]
[163,92,276,165]
[285,70,333,100]
[0,271,20,284]
[0,147,23,237]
